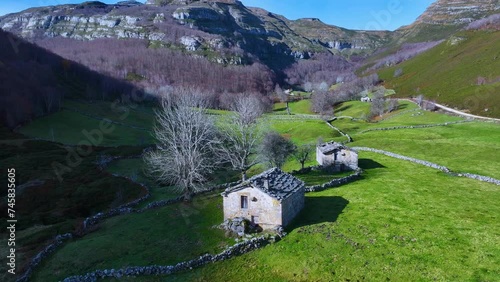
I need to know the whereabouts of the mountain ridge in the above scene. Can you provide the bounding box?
[0,0,392,64]
[396,0,499,42]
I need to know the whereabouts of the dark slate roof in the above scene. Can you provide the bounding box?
[222,168,304,201]
[317,141,353,155]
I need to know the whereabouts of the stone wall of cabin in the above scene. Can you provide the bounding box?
[223,186,282,229]
[280,186,305,227]
[316,148,358,171]
[339,149,358,170]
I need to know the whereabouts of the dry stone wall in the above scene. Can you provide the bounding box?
[353,147,500,186]
[304,169,363,192]
[16,234,73,282]
[353,147,451,172]
[358,120,471,134]
[325,121,353,142]
[453,172,500,186]
[62,233,284,282]
[17,174,240,282]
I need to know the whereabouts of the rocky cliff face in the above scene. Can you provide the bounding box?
[0,2,165,41]
[397,0,499,42]
[414,0,499,25]
[0,0,391,66]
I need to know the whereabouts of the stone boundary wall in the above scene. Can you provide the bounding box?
[16,173,151,282]
[81,176,151,230]
[59,166,364,281]
[358,120,471,134]
[452,172,500,186]
[304,169,363,192]
[16,153,153,282]
[16,234,73,282]
[353,147,450,172]
[83,180,240,232]
[62,234,285,282]
[325,121,353,142]
[267,114,322,120]
[17,174,239,282]
[266,117,321,122]
[331,116,365,122]
[353,147,500,186]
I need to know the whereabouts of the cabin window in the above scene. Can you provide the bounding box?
[241,195,248,209]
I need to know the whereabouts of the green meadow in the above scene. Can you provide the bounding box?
[20,97,500,281]
[171,152,499,282]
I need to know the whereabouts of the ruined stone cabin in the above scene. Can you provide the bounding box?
[221,168,305,230]
[316,141,358,171]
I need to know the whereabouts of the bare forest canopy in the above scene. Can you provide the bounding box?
[37,37,276,94]
[0,30,143,129]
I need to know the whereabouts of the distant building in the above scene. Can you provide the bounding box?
[316,141,358,171]
[361,96,372,102]
[221,168,305,230]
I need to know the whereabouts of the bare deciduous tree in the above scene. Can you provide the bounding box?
[311,90,334,116]
[477,76,487,86]
[370,90,386,118]
[293,143,313,170]
[260,131,296,169]
[276,84,290,115]
[369,41,443,71]
[394,68,403,78]
[42,87,57,114]
[387,99,399,113]
[423,100,437,111]
[144,87,220,201]
[217,95,264,181]
[303,81,313,92]
[318,81,329,92]
[416,94,424,108]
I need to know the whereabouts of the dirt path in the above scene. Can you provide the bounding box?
[398,99,500,122]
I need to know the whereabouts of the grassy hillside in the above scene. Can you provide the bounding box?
[170,152,500,281]
[32,194,233,281]
[27,99,500,281]
[19,100,155,147]
[395,23,462,43]
[378,30,500,117]
[0,128,145,282]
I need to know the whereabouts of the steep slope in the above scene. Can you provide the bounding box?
[0,29,138,128]
[396,0,499,42]
[378,30,500,118]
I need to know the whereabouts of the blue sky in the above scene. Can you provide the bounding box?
[0,0,436,30]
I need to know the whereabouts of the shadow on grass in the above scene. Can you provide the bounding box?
[336,104,353,112]
[397,103,410,111]
[288,196,349,231]
[273,107,287,112]
[359,158,386,170]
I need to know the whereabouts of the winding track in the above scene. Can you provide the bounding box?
[398,98,500,122]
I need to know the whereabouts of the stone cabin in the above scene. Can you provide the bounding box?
[221,168,305,230]
[316,141,358,171]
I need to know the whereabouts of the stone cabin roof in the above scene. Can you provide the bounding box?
[222,168,304,201]
[317,141,356,155]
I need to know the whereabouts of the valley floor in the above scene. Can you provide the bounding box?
[5,99,500,281]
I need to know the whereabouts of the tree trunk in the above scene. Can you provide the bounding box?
[241,170,247,181]
[301,161,305,170]
[286,101,291,115]
[183,190,193,202]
